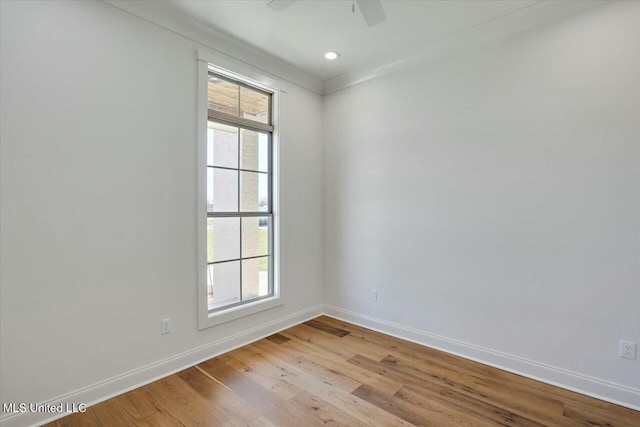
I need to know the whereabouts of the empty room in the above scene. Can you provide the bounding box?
[1,0,639,425]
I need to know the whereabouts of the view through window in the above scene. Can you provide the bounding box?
[206,72,274,312]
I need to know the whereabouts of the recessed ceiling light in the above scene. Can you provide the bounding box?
[324,51,340,60]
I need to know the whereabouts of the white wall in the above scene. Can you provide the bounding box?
[324,0,639,399]
[0,0,324,419]
[2,0,639,421]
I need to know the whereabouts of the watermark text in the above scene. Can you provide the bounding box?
[2,402,87,414]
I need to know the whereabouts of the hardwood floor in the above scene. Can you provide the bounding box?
[47,316,640,426]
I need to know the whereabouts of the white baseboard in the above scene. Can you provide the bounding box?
[0,304,324,427]
[3,302,637,427]
[323,304,640,411]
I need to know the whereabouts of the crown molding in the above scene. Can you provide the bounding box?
[102,0,608,96]
[322,0,607,95]
[102,0,323,95]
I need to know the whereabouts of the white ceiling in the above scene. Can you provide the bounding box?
[171,0,539,81]
[107,0,606,93]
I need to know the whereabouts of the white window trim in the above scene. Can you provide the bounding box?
[197,49,283,329]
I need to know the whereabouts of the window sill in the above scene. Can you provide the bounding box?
[198,295,282,329]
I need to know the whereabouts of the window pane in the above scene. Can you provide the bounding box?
[207,168,213,212]
[208,122,238,168]
[240,86,269,125]
[242,257,270,301]
[208,261,240,310]
[208,77,239,116]
[209,168,238,212]
[208,218,240,263]
[242,217,270,259]
[240,171,268,212]
[240,129,269,172]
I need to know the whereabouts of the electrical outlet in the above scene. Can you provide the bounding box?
[620,340,636,359]
[370,289,377,302]
[161,318,171,335]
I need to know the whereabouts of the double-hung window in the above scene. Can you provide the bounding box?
[198,58,280,328]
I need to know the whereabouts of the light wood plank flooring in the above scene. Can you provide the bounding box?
[47,316,640,426]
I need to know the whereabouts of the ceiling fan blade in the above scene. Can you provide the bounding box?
[267,0,297,11]
[355,0,386,27]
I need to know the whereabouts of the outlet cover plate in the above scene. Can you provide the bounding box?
[620,340,637,360]
[161,318,171,335]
